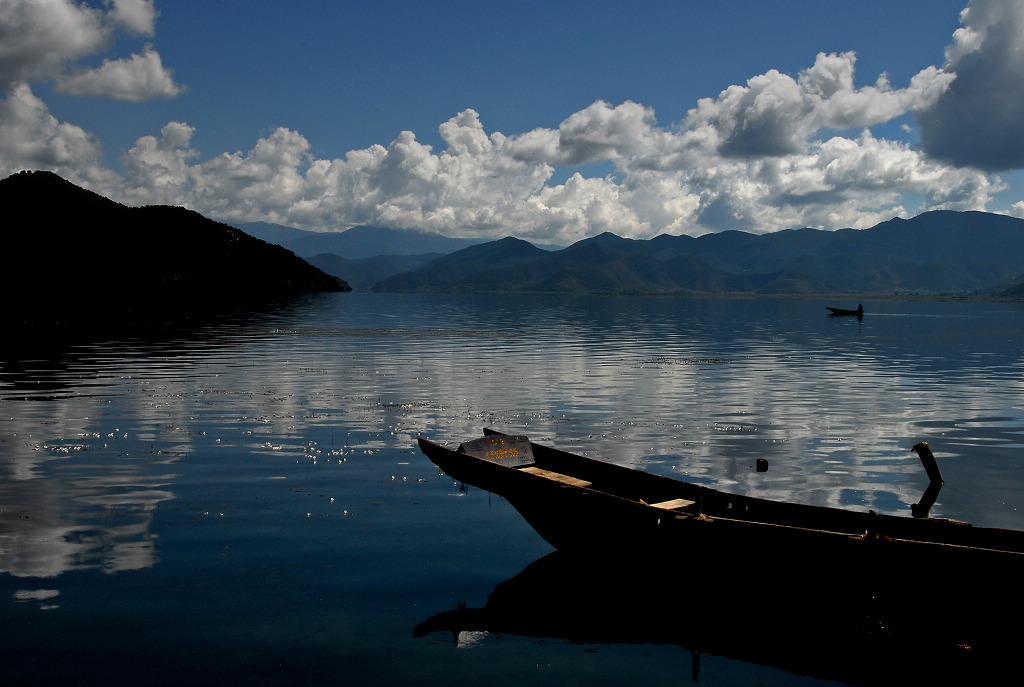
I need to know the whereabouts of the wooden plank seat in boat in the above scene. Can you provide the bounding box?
[519,466,592,487]
[648,497,696,511]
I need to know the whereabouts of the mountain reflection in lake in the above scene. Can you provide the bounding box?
[2,293,1024,685]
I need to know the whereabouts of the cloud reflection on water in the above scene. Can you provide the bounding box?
[3,294,1024,583]
[0,435,176,577]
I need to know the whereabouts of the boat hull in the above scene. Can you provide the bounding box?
[827,305,864,317]
[418,433,1024,572]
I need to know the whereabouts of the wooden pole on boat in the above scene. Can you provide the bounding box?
[913,442,943,486]
[911,442,944,518]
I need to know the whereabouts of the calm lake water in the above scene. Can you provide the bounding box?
[3,293,1024,685]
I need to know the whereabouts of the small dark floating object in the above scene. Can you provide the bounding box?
[419,429,1024,564]
[756,458,769,472]
[827,304,864,318]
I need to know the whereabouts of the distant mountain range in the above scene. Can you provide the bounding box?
[2,171,348,320]
[304,252,442,290]
[240,210,1024,296]
[231,222,548,289]
[232,222,485,259]
[370,212,1024,296]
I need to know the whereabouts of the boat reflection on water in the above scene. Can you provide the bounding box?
[416,550,1015,685]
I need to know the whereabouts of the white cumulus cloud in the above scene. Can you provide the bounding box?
[684,51,955,159]
[0,0,179,99]
[108,0,158,36]
[1,0,1020,244]
[0,0,109,87]
[0,81,107,182]
[55,44,183,100]
[119,120,197,205]
[917,0,1024,170]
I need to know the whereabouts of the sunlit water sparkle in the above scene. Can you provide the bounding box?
[2,293,1023,685]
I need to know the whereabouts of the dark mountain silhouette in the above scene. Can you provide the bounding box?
[373,211,1024,295]
[2,171,348,320]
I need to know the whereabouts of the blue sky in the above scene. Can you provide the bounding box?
[3,0,1024,244]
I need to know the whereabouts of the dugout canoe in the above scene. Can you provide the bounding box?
[827,304,864,317]
[418,430,1024,678]
[417,430,1024,568]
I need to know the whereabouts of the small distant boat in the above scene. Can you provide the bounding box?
[827,303,864,317]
